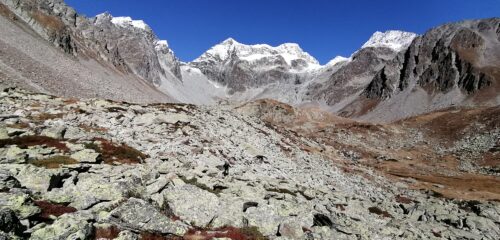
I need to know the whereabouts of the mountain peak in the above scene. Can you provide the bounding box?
[221,37,239,45]
[362,30,418,52]
[193,39,319,67]
[326,56,350,66]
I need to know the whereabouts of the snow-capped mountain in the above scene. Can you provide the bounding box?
[362,30,418,52]
[193,38,320,70]
[190,38,322,92]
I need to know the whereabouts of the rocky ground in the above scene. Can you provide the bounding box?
[0,88,499,240]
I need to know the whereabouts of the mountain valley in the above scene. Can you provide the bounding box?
[0,0,499,239]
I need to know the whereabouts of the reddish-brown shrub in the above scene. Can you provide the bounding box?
[33,200,77,220]
[183,226,267,240]
[0,135,69,152]
[89,138,147,165]
[31,10,65,31]
[395,195,413,204]
[368,207,392,218]
[139,232,182,240]
[31,113,65,122]
[6,122,30,129]
[93,225,121,240]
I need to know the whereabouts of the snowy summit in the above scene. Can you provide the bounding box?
[362,30,418,52]
[194,38,320,68]
[111,16,149,30]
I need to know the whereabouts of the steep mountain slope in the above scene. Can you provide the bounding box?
[0,0,187,103]
[0,2,171,103]
[322,19,500,122]
[302,30,416,112]
[238,99,500,201]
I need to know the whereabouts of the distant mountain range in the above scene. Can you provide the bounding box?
[0,0,498,122]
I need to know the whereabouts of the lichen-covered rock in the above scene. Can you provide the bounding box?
[45,170,126,209]
[133,112,190,126]
[244,204,283,236]
[30,214,92,240]
[0,170,21,190]
[0,128,8,140]
[0,192,40,219]
[164,184,220,227]
[115,230,139,240]
[41,126,66,139]
[278,218,306,239]
[0,209,24,235]
[465,216,500,238]
[63,127,87,140]
[108,198,187,235]
[71,149,101,163]
[0,146,27,164]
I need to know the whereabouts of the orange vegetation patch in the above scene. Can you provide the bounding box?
[388,170,500,201]
[31,10,65,32]
[78,124,108,133]
[63,98,80,104]
[30,112,65,122]
[93,225,121,240]
[33,200,77,220]
[6,122,30,129]
[183,226,267,240]
[0,3,16,19]
[0,135,69,152]
[396,106,500,144]
[31,156,79,169]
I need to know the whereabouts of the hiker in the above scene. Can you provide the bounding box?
[223,162,230,176]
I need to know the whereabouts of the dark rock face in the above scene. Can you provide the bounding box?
[79,13,182,85]
[301,18,499,121]
[396,19,498,96]
[304,47,399,105]
[1,0,78,54]
[363,67,392,99]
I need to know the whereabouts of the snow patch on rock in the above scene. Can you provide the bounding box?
[194,38,320,69]
[362,30,418,52]
[111,16,149,30]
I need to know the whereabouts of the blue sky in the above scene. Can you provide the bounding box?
[66,0,500,64]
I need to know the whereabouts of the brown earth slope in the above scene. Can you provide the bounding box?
[238,99,500,201]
